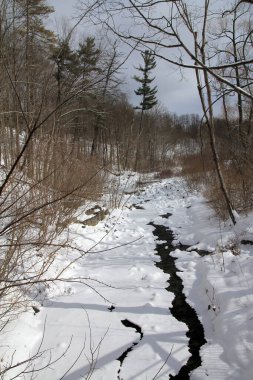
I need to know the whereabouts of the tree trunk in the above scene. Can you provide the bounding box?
[194,32,236,225]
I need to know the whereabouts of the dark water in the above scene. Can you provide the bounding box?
[117,319,143,380]
[151,216,206,379]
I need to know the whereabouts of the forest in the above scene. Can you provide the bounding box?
[0,1,253,379]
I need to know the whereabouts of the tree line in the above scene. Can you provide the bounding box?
[86,0,253,223]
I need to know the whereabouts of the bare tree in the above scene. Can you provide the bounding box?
[85,0,253,222]
[0,1,119,376]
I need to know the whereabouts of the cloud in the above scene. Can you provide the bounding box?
[121,50,202,115]
[47,0,203,115]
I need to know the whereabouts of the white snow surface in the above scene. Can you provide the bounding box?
[2,175,253,380]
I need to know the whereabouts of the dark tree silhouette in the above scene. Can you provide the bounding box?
[134,50,158,131]
[133,50,158,170]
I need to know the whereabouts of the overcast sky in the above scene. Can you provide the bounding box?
[47,0,204,116]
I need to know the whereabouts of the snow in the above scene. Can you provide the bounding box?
[1,175,253,379]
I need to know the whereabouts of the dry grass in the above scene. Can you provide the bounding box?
[155,168,173,179]
[179,151,215,176]
[179,147,253,220]
[203,163,253,219]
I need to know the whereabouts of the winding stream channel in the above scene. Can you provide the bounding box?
[117,319,144,380]
[151,213,206,379]
[116,211,207,379]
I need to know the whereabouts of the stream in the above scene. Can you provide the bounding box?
[116,211,207,379]
[117,319,143,380]
[151,213,207,379]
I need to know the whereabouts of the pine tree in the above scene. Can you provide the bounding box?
[134,50,158,116]
[133,50,158,170]
[76,37,101,150]
[51,39,77,103]
[77,37,100,82]
[17,0,55,49]
[16,0,56,115]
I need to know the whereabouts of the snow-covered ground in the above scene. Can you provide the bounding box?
[2,175,253,380]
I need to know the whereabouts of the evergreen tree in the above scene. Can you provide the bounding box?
[14,0,55,120]
[133,50,158,170]
[17,0,55,49]
[77,37,100,82]
[51,39,77,103]
[134,50,158,114]
[76,37,101,153]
